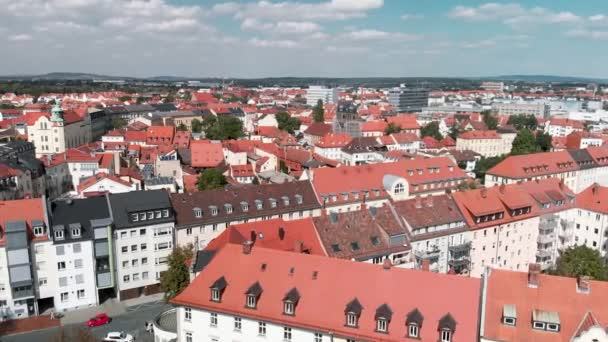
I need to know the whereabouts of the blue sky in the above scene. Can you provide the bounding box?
[1,0,607,78]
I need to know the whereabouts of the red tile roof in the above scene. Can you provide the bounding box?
[173,130,190,149]
[0,163,23,178]
[361,120,388,132]
[230,164,255,178]
[391,132,420,144]
[182,174,199,193]
[421,136,441,149]
[190,140,224,168]
[206,218,326,256]
[386,114,420,130]
[77,172,132,193]
[146,125,174,145]
[256,126,282,138]
[303,122,332,137]
[314,133,352,148]
[548,118,585,129]
[483,268,608,342]
[488,150,578,179]
[576,184,608,214]
[458,130,500,140]
[172,243,481,342]
[0,198,47,245]
[124,130,147,142]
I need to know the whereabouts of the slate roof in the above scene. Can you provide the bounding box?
[49,197,110,243]
[108,190,174,229]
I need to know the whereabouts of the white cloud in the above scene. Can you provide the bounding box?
[566,29,608,40]
[248,37,299,48]
[241,18,321,34]
[343,29,420,41]
[400,13,424,21]
[8,34,33,41]
[448,3,581,26]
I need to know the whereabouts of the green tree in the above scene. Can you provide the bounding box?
[536,131,552,152]
[276,111,301,134]
[196,168,227,191]
[384,122,401,135]
[190,118,203,133]
[183,92,192,101]
[176,123,188,131]
[482,111,498,130]
[312,99,324,123]
[0,103,16,109]
[111,117,127,129]
[164,94,175,103]
[448,122,461,140]
[474,155,507,181]
[511,128,538,155]
[553,246,608,280]
[507,114,537,130]
[136,96,145,104]
[420,121,443,140]
[204,116,245,140]
[118,95,131,102]
[280,160,289,174]
[212,93,222,100]
[160,245,194,300]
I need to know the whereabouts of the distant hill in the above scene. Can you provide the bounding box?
[0,72,134,81]
[478,75,608,83]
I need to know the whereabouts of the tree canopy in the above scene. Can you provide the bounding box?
[196,168,227,191]
[160,245,194,300]
[553,246,608,281]
[203,115,245,140]
[384,122,401,135]
[312,99,324,123]
[176,123,188,131]
[276,111,301,134]
[507,114,538,130]
[421,121,443,140]
[190,118,203,133]
[482,111,498,130]
[111,117,127,129]
[448,122,462,140]
[536,131,552,152]
[510,128,538,155]
[474,155,506,180]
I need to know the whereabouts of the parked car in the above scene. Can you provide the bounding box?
[87,313,110,327]
[103,331,134,342]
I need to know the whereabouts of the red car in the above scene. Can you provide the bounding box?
[87,313,111,327]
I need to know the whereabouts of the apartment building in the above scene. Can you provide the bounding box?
[492,102,550,119]
[456,130,512,157]
[28,105,92,157]
[480,266,608,341]
[170,181,321,250]
[544,118,585,137]
[168,242,481,342]
[305,85,338,106]
[311,158,468,213]
[388,87,429,112]
[313,133,351,161]
[573,184,608,256]
[485,147,608,193]
[394,195,471,275]
[108,190,175,300]
[0,198,47,320]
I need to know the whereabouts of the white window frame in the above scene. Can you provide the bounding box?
[211,289,220,302]
[210,312,218,327]
[441,329,452,342]
[283,327,292,341]
[284,301,294,315]
[258,321,266,336]
[234,317,242,332]
[184,308,192,321]
[246,294,257,308]
[377,318,388,332]
[408,323,419,338]
[346,312,358,327]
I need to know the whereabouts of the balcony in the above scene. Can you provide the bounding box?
[538,234,555,244]
[536,250,552,259]
[414,247,440,261]
[539,219,558,233]
[449,241,472,253]
[12,286,34,299]
[96,271,112,288]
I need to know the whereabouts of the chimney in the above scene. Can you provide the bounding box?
[294,240,304,253]
[360,203,367,211]
[415,195,422,209]
[421,259,430,272]
[242,240,253,255]
[426,196,434,207]
[499,184,506,194]
[528,263,541,288]
[278,227,285,241]
[592,183,599,196]
[481,188,488,198]
[448,165,454,172]
[382,258,392,270]
[559,179,565,190]
[250,230,257,243]
[577,275,591,293]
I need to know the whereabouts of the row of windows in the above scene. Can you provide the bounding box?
[130,209,170,222]
[123,272,149,283]
[60,289,86,302]
[121,243,147,253]
[121,257,148,268]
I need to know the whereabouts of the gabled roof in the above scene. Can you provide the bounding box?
[487,150,578,179]
[386,114,420,130]
[0,198,46,246]
[577,184,608,214]
[458,130,500,140]
[190,140,224,168]
[315,133,352,148]
[361,120,388,132]
[483,268,608,342]
[303,122,332,137]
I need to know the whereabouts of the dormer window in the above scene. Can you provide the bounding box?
[209,206,218,216]
[193,207,202,218]
[344,298,362,328]
[241,202,249,212]
[502,304,516,326]
[245,282,262,309]
[255,199,263,210]
[210,276,227,302]
[438,313,456,342]
[352,191,359,200]
[394,183,405,194]
[225,204,233,214]
[295,194,303,204]
[408,169,414,176]
[54,228,64,240]
[33,225,45,237]
[269,198,277,208]
[406,308,424,338]
[282,288,300,316]
[532,310,560,332]
[71,225,81,238]
[375,304,392,333]
[140,213,146,221]
[282,196,290,206]
[131,213,138,222]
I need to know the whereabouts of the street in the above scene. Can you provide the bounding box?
[2,302,172,342]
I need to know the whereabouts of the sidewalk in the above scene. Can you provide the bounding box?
[60,293,165,325]
[0,315,60,336]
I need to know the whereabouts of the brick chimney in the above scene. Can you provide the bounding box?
[415,196,422,209]
[382,258,392,270]
[499,184,506,194]
[559,179,565,191]
[243,240,253,255]
[528,263,541,288]
[278,227,285,241]
[592,183,599,196]
[577,275,591,293]
[481,188,488,198]
[294,240,304,253]
[421,259,430,272]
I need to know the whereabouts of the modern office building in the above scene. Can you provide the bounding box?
[305,86,338,106]
[492,102,550,119]
[388,87,429,112]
